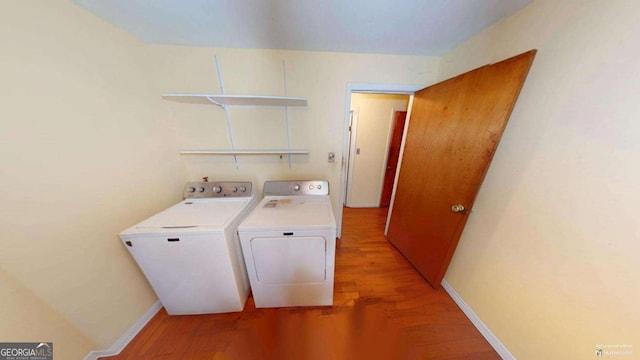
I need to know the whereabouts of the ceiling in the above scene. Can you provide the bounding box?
[73,0,532,56]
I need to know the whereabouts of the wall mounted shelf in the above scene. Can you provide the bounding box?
[164,56,307,168]
[163,94,307,107]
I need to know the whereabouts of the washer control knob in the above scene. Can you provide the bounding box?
[292,184,301,191]
[309,184,315,190]
[317,185,322,190]
[187,187,196,193]
[231,186,238,193]
[197,187,205,193]
[239,186,247,192]
[212,185,223,193]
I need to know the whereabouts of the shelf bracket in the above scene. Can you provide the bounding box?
[214,55,238,169]
[205,96,225,108]
[283,60,292,168]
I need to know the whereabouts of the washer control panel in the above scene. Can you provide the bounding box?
[263,180,330,196]
[184,181,253,198]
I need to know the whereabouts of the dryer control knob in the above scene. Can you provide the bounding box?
[197,187,205,193]
[212,185,223,193]
[231,186,238,192]
[292,184,301,191]
[187,187,196,193]
[239,186,247,192]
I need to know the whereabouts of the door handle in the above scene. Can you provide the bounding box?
[451,204,466,213]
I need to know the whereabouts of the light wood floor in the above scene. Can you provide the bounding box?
[103,207,498,359]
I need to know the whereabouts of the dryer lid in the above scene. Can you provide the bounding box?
[239,195,336,230]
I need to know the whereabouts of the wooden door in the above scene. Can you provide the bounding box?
[386,50,536,289]
[380,111,407,207]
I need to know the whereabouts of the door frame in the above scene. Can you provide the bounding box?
[344,109,358,207]
[337,83,426,238]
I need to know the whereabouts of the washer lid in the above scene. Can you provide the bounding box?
[131,197,252,230]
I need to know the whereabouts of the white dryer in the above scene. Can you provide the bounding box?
[119,181,256,315]
[238,180,337,308]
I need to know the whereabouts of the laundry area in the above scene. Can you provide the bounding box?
[3,1,639,360]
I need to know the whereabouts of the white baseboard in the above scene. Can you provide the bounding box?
[441,280,514,360]
[83,301,162,360]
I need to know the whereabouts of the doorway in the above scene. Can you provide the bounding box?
[337,83,424,238]
[337,51,535,288]
[344,93,410,208]
[380,110,407,207]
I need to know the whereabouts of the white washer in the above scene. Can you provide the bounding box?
[119,181,256,315]
[238,180,336,308]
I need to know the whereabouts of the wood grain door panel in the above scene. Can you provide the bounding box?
[387,50,536,288]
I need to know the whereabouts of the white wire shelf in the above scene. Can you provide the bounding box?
[163,94,307,107]
[180,149,309,155]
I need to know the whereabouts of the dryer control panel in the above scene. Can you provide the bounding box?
[263,180,330,196]
[184,181,253,198]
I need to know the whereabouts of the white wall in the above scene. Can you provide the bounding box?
[440,0,640,358]
[348,94,409,207]
[0,0,186,352]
